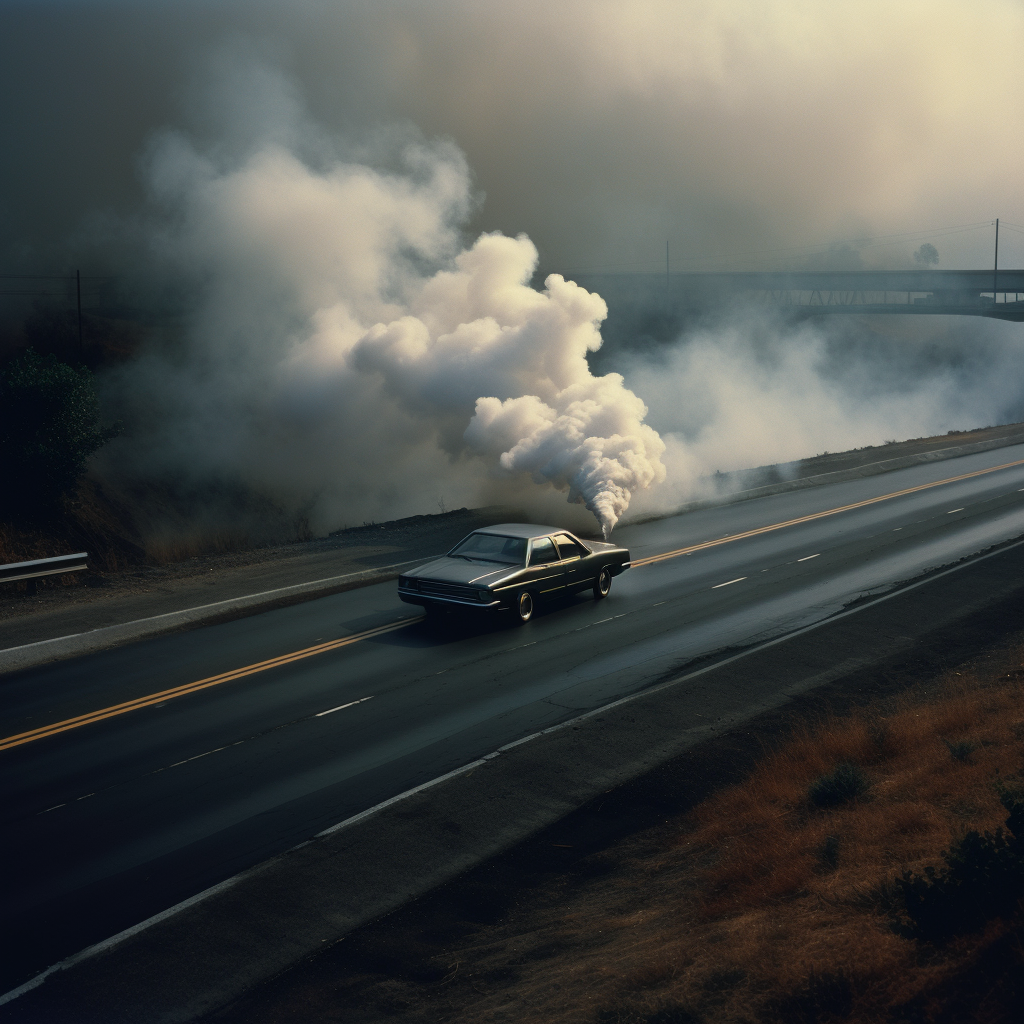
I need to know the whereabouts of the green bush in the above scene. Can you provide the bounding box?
[0,349,117,513]
[896,792,1024,944]
[808,763,869,808]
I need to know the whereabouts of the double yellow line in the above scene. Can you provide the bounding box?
[0,617,420,753]
[631,456,1024,569]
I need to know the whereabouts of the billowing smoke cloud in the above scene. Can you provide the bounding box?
[101,78,665,537]
[619,312,1024,519]
[356,237,665,536]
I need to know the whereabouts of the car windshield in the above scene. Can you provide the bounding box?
[449,533,527,564]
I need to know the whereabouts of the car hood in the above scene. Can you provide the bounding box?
[406,557,518,586]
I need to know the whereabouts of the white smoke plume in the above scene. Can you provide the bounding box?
[356,235,665,537]
[619,312,1024,520]
[103,72,665,538]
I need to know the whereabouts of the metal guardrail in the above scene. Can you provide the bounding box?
[0,552,88,587]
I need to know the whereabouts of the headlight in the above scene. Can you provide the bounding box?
[478,590,490,602]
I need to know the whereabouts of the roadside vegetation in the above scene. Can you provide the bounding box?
[0,335,305,580]
[619,672,1024,1023]
[0,349,116,510]
[0,348,142,574]
[212,643,1024,1024]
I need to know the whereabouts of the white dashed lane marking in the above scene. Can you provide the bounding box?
[797,554,820,562]
[712,577,747,589]
[315,695,374,718]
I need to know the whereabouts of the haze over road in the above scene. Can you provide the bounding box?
[4,445,1024,994]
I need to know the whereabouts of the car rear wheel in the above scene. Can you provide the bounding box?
[515,590,534,623]
[594,567,612,600]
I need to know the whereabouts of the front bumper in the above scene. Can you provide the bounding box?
[398,586,503,610]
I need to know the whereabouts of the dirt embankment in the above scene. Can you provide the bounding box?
[207,630,1024,1024]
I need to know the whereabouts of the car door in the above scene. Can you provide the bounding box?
[553,533,588,590]
[526,536,563,598]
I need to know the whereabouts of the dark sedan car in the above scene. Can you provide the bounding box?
[398,523,631,623]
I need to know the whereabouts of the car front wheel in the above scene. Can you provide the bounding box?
[594,567,612,600]
[515,590,534,623]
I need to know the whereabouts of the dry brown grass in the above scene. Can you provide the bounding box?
[0,474,312,580]
[0,477,144,576]
[529,669,1019,1023]
[561,663,1024,1023]
[141,529,260,564]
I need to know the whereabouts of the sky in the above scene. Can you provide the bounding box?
[3,0,1024,274]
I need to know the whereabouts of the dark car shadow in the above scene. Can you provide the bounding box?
[367,609,516,648]
[369,591,599,648]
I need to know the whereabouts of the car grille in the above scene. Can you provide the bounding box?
[417,580,482,602]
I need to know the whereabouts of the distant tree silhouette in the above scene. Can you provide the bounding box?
[0,349,118,514]
[914,243,939,267]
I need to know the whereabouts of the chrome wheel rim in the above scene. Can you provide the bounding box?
[598,569,611,595]
[518,592,533,621]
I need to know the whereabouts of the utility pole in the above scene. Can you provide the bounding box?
[76,269,83,357]
[993,219,999,305]
[666,240,670,288]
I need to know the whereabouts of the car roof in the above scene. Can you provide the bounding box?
[472,523,571,540]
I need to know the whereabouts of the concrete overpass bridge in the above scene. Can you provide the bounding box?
[571,269,1024,322]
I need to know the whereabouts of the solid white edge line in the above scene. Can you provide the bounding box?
[5,532,1024,1009]
[0,872,248,1007]
[712,577,747,588]
[0,556,441,657]
[313,757,491,838]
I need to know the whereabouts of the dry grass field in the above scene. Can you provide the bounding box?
[214,643,1024,1024]
[587,668,1024,1023]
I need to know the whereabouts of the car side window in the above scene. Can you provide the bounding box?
[554,534,582,559]
[529,537,558,565]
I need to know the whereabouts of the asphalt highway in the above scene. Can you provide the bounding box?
[4,444,1024,994]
